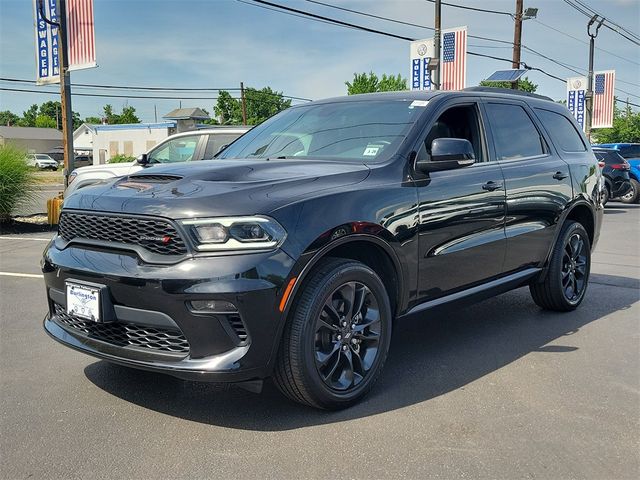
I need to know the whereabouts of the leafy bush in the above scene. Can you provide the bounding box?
[0,145,37,223]
[109,154,136,164]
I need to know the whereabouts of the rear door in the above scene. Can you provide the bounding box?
[482,100,573,273]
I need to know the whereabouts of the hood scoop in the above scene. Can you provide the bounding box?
[126,174,183,183]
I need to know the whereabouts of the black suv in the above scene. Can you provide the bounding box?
[592,147,632,205]
[43,89,602,409]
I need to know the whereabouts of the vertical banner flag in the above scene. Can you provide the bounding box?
[592,70,615,129]
[33,0,96,85]
[567,76,588,132]
[441,26,467,91]
[410,39,435,91]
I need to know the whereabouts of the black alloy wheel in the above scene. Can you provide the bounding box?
[530,220,591,312]
[314,281,381,391]
[561,233,588,303]
[274,258,392,409]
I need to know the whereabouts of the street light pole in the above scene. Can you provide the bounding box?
[56,0,74,189]
[585,15,604,141]
[511,0,523,89]
[433,0,441,90]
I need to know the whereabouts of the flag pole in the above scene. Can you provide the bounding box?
[56,0,74,189]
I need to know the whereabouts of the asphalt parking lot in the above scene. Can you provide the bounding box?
[1,205,638,479]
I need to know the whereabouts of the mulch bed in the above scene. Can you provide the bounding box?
[0,215,57,235]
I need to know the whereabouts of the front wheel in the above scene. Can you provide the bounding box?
[530,221,591,311]
[274,258,392,410]
[620,178,639,204]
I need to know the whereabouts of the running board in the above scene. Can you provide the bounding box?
[401,268,541,318]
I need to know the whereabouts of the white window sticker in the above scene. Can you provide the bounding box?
[409,100,429,108]
[363,147,380,156]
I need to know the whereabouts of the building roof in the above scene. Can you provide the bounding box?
[73,122,176,136]
[163,108,210,120]
[0,126,62,140]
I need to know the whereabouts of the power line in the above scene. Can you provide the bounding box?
[0,77,312,101]
[424,0,512,17]
[532,19,640,67]
[562,0,640,46]
[571,0,640,42]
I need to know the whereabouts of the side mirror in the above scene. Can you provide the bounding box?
[416,138,475,173]
[137,153,149,165]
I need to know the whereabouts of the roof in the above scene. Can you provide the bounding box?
[163,108,210,120]
[74,122,176,134]
[0,126,62,140]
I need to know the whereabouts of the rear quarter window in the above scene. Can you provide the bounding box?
[535,108,586,152]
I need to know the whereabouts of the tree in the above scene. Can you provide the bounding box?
[102,104,140,124]
[592,103,640,143]
[20,104,39,127]
[0,110,20,126]
[346,72,407,95]
[213,87,291,125]
[84,116,102,124]
[479,77,538,93]
[35,115,57,128]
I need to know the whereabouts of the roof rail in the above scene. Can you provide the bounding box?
[463,86,553,102]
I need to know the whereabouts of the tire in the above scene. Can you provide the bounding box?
[601,185,609,206]
[530,221,591,312]
[274,258,392,410]
[620,178,639,204]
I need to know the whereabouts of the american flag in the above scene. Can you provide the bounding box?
[441,27,467,91]
[66,0,96,71]
[592,70,615,129]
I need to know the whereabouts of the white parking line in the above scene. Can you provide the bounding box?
[0,236,52,242]
[0,272,44,279]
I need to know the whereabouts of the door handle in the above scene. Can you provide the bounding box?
[553,171,569,180]
[482,181,503,191]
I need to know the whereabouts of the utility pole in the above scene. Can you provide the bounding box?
[585,15,604,141]
[56,0,74,188]
[433,0,441,90]
[511,0,523,89]
[240,82,247,125]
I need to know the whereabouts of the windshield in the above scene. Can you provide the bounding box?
[217,100,424,163]
[36,155,52,160]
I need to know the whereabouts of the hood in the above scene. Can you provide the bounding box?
[74,161,138,174]
[63,159,370,218]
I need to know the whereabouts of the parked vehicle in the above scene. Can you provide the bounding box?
[26,153,59,170]
[72,155,92,169]
[593,143,640,203]
[43,89,602,409]
[592,148,632,205]
[64,127,250,196]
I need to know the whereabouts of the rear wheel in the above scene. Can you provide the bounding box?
[530,221,591,311]
[601,186,610,206]
[620,178,639,204]
[274,258,392,410]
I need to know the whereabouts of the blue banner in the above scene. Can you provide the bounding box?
[34,0,60,85]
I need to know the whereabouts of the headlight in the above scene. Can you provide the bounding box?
[180,216,286,252]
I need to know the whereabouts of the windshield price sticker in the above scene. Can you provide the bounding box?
[363,145,385,157]
[409,100,429,108]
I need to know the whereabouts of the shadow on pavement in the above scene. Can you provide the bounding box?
[85,275,638,431]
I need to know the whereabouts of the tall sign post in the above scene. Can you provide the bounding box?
[432,0,441,90]
[34,0,97,188]
[585,15,604,140]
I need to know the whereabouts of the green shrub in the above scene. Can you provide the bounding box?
[0,145,37,223]
[109,154,136,164]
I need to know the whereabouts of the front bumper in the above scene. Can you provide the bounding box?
[42,240,296,382]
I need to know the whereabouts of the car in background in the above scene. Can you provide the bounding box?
[26,153,59,170]
[593,143,640,203]
[65,127,250,197]
[593,148,632,205]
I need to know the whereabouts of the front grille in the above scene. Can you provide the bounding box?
[127,174,183,183]
[53,304,190,355]
[58,211,188,256]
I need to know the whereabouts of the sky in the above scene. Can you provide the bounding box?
[0,0,638,123]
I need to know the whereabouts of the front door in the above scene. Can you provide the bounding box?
[415,100,507,301]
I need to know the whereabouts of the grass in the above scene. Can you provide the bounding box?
[0,145,38,222]
[32,168,65,185]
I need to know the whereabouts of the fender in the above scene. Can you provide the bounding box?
[536,198,597,282]
[263,230,406,375]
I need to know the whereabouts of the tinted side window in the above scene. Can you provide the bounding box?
[620,145,640,159]
[486,103,545,160]
[535,108,586,152]
[204,133,243,159]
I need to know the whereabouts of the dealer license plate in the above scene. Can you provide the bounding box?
[66,282,101,322]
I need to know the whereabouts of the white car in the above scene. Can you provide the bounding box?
[26,153,59,170]
[65,127,250,197]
